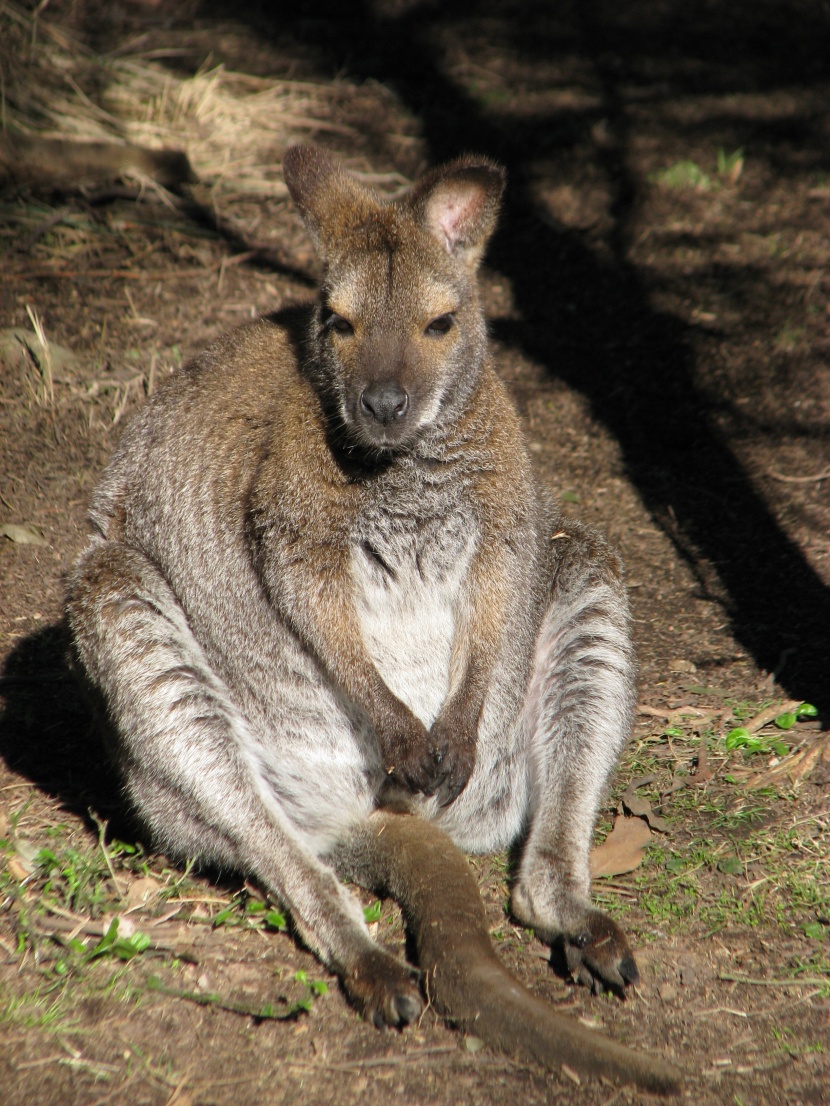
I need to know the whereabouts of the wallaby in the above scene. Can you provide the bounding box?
[66,145,681,1095]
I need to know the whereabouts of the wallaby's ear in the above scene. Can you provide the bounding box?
[283,144,373,256]
[409,157,505,267]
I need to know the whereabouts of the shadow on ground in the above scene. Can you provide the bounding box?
[184,0,830,705]
[0,624,126,830]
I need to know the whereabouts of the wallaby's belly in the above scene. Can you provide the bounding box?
[351,529,475,729]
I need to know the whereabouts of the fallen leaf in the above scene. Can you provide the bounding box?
[6,855,32,882]
[125,876,162,912]
[0,327,78,373]
[1,522,47,546]
[691,739,713,784]
[668,658,697,674]
[620,777,668,832]
[464,1035,486,1053]
[14,838,41,872]
[590,815,651,877]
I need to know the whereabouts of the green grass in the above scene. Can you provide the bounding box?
[605,702,830,944]
[0,986,74,1031]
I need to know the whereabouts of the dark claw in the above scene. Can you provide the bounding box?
[619,955,640,985]
[435,771,468,808]
[560,908,639,995]
[391,990,423,1026]
[346,948,424,1028]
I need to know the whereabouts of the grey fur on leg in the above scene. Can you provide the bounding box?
[512,520,638,991]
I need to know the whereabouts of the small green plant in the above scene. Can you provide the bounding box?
[717,147,744,183]
[293,969,329,1006]
[34,842,117,916]
[725,702,817,755]
[724,727,789,757]
[363,900,383,924]
[86,917,151,962]
[212,891,286,931]
[652,160,712,191]
[774,321,806,352]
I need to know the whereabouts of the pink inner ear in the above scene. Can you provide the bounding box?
[429,183,483,252]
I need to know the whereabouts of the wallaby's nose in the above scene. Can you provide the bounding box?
[360,382,409,425]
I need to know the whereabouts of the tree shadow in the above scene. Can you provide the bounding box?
[0,623,129,833]
[202,0,829,705]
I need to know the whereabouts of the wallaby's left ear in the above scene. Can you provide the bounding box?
[409,157,505,267]
[283,144,375,258]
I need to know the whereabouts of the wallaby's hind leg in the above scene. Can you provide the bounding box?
[511,521,639,991]
[66,538,422,1026]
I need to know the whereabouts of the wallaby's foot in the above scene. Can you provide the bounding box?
[511,883,638,994]
[559,907,639,993]
[343,947,423,1028]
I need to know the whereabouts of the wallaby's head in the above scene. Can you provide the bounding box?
[284,145,504,454]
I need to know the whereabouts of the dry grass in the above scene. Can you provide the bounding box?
[0,0,357,206]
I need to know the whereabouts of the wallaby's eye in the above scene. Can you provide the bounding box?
[425,313,455,337]
[323,311,354,336]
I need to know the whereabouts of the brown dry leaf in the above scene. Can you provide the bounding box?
[0,328,78,378]
[1,522,48,546]
[620,778,668,832]
[691,739,714,784]
[589,815,651,878]
[6,854,32,882]
[125,876,162,912]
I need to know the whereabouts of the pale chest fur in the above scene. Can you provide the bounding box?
[350,500,477,729]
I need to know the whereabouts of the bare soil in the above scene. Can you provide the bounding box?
[1,2,829,1105]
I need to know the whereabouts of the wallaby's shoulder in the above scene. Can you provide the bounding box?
[89,304,331,536]
[155,303,314,417]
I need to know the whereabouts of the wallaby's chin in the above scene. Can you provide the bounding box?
[344,413,424,455]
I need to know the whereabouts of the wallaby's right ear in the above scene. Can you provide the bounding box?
[408,157,505,268]
[283,145,373,257]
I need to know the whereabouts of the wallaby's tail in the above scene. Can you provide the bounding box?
[345,809,682,1096]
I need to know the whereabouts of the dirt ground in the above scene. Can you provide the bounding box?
[1,1,829,1104]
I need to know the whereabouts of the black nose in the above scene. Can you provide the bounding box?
[360,382,409,425]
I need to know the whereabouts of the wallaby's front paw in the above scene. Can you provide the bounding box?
[344,947,423,1028]
[427,715,476,807]
[560,908,639,994]
[378,707,444,796]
